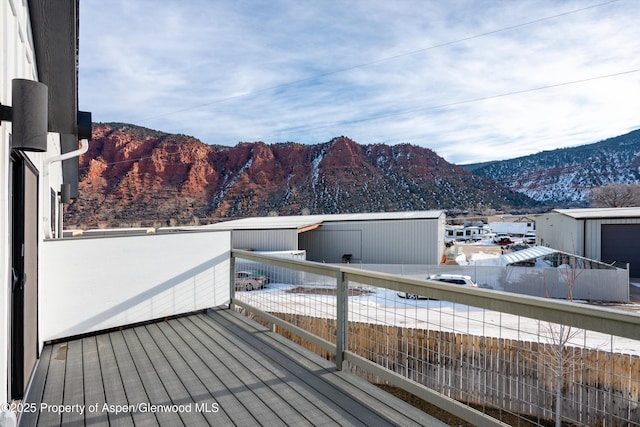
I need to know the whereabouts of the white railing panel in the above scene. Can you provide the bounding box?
[41,230,230,342]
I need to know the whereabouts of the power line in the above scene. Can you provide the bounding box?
[86,67,639,168]
[258,68,640,141]
[133,0,622,123]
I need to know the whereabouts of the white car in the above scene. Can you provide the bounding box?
[493,232,512,245]
[234,270,268,291]
[523,231,536,245]
[397,274,477,299]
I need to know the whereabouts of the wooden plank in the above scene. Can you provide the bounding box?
[60,339,85,426]
[187,314,338,426]
[148,322,231,426]
[190,313,366,426]
[163,318,260,426]
[95,334,134,427]
[203,311,395,426]
[80,336,108,427]
[108,331,158,427]
[132,325,209,426]
[175,316,287,425]
[36,342,66,426]
[24,310,449,427]
[211,311,394,425]
[19,345,52,427]
[216,310,443,426]
[120,328,182,426]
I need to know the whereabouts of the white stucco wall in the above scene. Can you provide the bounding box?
[40,231,231,343]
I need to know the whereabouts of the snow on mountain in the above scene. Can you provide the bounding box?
[465,129,640,207]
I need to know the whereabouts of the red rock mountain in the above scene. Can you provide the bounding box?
[65,123,535,227]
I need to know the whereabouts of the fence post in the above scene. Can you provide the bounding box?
[336,270,348,370]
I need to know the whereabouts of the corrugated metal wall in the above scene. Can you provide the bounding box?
[299,217,445,264]
[232,229,299,251]
[538,213,640,276]
[536,213,583,255]
[299,229,362,263]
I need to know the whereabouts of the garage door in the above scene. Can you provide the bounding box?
[601,224,640,277]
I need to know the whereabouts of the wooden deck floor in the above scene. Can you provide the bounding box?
[20,308,445,426]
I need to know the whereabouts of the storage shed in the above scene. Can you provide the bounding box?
[207,211,446,265]
[537,207,640,277]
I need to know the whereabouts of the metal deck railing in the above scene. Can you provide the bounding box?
[231,249,640,427]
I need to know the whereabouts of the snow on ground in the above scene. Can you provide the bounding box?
[457,251,503,266]
[469,239,499,246]
[238,282,640,356]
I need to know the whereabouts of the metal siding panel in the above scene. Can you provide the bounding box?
[305,223,363,263]
[28,0,78,135]
[585,220,600,260]
[556,207,640,219]
[323,230,362,263]
[308,219,440,264]
[232,229,297,251]
[297,231,317,261]
[362,222,397,264]
[538,213,581,254]
[543,215,640,262]
[537,212,561,249]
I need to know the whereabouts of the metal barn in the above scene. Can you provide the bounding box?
[537,207,640,277]
[207,211,446,265]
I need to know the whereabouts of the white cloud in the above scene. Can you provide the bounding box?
[79,0,640,164]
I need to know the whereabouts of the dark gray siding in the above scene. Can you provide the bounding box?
[601,224,640,276]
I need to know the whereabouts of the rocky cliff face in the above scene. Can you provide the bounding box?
[65,123,537,227]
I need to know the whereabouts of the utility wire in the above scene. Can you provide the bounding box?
[258,68,640,141]
[85,66,640,169]
[133,0,622,123]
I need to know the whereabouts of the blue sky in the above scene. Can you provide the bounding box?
[79,0,640,164]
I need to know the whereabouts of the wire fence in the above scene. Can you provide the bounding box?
[232,251,640,426]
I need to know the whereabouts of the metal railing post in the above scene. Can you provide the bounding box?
[230,249,640,426]
[229,252,236,311]
[336,270,348,370]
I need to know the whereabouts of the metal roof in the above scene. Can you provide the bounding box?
[554,207,640,219]
[203,216,324,231]
[202,210,444,231]
[499,246,558,266]
[498,245,617,269]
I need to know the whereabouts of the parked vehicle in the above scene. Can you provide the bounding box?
[445,224,493,242]
[523,231,536,245]
[493,232,512,245]
[234,270,268,291]
[397,274,477,299]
